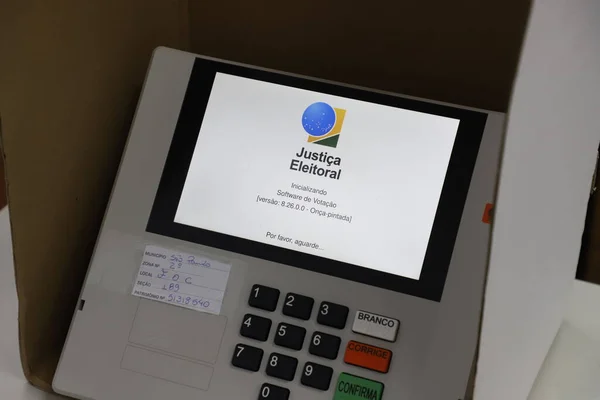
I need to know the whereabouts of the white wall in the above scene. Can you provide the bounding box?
[475,1,600,399]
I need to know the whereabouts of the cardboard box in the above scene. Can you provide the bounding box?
[1,1,599,399]
[577,174,600,284]
[0,155,5,210]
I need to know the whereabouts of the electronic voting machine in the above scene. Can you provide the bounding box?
[54,47,505,400]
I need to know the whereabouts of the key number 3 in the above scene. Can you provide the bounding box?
[320,303,329,315]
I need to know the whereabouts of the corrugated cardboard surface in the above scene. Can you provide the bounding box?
[0,0,531,392]
[0,0,189,390]
[474,1,600,396]
[0,145,5,210]
[188,1,529,112]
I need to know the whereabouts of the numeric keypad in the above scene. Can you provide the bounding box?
[236,284,391,399]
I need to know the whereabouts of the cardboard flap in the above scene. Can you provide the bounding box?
[577,155,600,283]
[0,0,540,395]
[0,118,6,210]
[189,1,531,112]
[0,0,189,390]
[475,0,600,399]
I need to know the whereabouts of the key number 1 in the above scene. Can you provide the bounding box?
[254,286,260,298]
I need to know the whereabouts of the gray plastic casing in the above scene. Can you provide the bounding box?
[53,47,505,400]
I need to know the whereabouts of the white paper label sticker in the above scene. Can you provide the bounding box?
[132,245,231,315]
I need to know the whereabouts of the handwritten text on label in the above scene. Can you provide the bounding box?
[131,245,231,315]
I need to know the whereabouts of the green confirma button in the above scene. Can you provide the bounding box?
[333,373,384,400]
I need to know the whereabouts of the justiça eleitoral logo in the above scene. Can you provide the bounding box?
[301,102,346,148]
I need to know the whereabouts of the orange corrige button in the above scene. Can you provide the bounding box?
[343,340,392,373]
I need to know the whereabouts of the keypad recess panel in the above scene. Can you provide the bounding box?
[231,284,398,400]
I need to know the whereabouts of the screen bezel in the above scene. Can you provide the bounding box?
[146,57,488,302]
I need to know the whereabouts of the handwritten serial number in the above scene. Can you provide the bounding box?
[167,294,211,308]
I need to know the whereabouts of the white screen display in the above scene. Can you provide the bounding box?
[175,73,459,280]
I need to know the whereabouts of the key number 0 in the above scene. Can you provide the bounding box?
[320,303,329,315]
[261,386,270,398]
[269,355,278,367]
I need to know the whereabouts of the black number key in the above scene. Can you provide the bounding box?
[309,331,341,360]
[249,284,280,312]
[282,292,314,320]
[231,343,263,372]
[265,352,298,381]
[274,322,306,351]
[240,314,272,342]
[317,301,349,329]
[301,362,333,391]
[258,383,290,400]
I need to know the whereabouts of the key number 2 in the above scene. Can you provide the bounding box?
[286,295,294,307]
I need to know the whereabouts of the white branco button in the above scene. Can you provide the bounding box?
[352,310,399,342]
